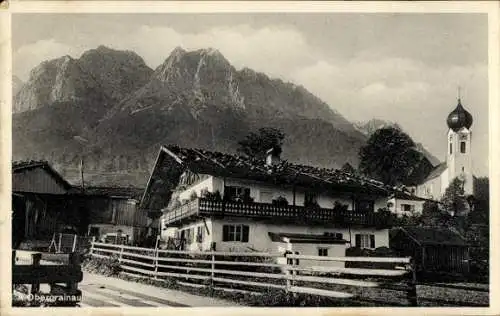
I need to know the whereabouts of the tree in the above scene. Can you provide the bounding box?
[359,127,423,186]
[237,127,285,159]
[441,177,469,217]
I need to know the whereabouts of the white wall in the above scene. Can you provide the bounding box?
[188,176,365,210]
[387,197,425,217]
[210,218,389,253]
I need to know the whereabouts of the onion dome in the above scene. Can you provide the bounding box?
[446,98,473,131]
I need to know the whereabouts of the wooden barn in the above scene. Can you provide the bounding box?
[12,161,86,248]
[390,226,470,274]
[73,186,149,245]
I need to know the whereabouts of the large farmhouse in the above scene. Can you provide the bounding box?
[140,145,410,259]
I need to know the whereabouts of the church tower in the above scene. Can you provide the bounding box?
[446,97,474,196]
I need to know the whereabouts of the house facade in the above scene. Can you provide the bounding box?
[141,145,401,262]
[387,192,428,217]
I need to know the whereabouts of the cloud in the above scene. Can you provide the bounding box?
[108,24,317,81]
[14,39,86,80]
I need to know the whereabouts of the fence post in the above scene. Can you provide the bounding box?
[210,252,215,295]
[407,258,418,306]
[90,237,95,256]
[67,252,81,300]
[58,233,62,253]
[153,248,159,280]
[119,244,124,263]
[285,253,291,293]
[72,234,78,253]
[31,253,42,296]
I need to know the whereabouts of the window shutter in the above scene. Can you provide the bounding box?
[370,235,375,248]
[242,225,249,242]
[222,225,229,242]
[355,234,361,247]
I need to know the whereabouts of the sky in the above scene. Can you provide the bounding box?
[12,13,489,176]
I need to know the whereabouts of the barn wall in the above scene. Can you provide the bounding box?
[13,168,67,194]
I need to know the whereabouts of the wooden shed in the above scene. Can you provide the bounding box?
[390,226,470,274]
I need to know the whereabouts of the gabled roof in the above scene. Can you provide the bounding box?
[389,191,428,202]
[393,226,468,247]
[423,162,448,182]
[141,144,411,211]
[69,186,144,200]
[12,160,72,191]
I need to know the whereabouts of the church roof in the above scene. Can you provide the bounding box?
[447,98,473,132]
[423,162,447,182]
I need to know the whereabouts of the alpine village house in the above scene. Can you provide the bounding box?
[140,145,409,263]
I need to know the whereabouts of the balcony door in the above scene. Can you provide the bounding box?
[224,185,251,202]
[355,200,374,213]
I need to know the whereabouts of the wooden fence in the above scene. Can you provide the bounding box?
[48,233,93,253]
[12,250,83,307]
[90,242,418,306]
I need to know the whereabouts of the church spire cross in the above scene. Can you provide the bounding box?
[457,86,462,102]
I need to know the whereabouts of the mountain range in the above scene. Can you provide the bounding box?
[13,46,384,186]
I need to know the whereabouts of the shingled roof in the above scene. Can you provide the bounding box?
[70,186,144,200]
[141,144,414,211]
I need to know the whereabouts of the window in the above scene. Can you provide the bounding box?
[449,142,453,154]
[355,234,375,249]
[355,200,374,213]
[224,186,251,202]
[460,141,466,153]
[304,191,318,207]
[324,232,343,240]
[401,204,415,213]
[222,224,249,242]
[318,248,329,257]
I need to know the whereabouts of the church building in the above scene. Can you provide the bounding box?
[412,97,475,201]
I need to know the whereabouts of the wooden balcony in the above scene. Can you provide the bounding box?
[163,198,395,228]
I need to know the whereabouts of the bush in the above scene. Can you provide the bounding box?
[82,255,121,276]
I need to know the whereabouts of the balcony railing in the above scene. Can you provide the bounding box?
[163,198,395,228]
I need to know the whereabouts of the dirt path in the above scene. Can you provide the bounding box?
[78,272,238,307]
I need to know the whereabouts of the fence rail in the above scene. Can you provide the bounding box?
[12,250,83,306]
[90,241,417,306]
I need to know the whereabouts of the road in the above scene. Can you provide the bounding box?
[77,272,237,307]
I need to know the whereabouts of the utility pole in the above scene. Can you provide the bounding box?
[80,157,85,193]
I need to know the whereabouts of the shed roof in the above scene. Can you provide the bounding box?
[393,226,468,247]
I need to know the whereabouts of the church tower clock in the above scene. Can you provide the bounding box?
[446,97,474,196]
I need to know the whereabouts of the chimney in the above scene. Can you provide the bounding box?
[266,146,281,166]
